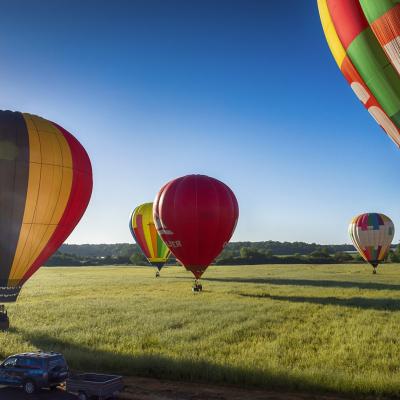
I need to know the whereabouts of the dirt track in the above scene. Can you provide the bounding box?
[0,377,356,400]
[120,377,353,400]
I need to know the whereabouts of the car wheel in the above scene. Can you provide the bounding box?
[23,380,37,394]
[78,391,88,400]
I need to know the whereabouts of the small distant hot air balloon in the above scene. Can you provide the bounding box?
[153,174,239,291]
[129,203,170,277]
[349,213,394,274]
[318,0,400,147]
[0,111,92,325]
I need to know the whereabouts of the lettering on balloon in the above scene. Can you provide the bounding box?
[167,240,182,248]
[154,216,174,235]
[159,228,174,235]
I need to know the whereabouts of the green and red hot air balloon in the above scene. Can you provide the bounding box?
[318,0,400,147]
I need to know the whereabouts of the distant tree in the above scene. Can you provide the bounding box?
[333,252,353,263]
[45,251,82,266]
[388,246,400,263]
[310,250,331,259]
[265,249,273,258]
[129,252,149,266]
[354,254,364,262]
[240,247,249,258]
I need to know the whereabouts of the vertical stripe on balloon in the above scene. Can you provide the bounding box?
[367,4,400,76]
[0,112,29,286]
[149,223,158,257]
[134,215,151,258]
[21,121,93,284]
[9,115,74,285]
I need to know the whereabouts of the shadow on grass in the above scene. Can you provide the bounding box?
[202,277,400,291]
[1,329,348,397]
[0,387,75,400]
[239,293,400,311]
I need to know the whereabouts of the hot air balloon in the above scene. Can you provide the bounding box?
[318,0,400,147]
[153,174,239,291]
[0,111,92,325]
[349,213,394,274]
[129,202,170,277]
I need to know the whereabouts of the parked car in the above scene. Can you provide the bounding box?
[0,351,69,394]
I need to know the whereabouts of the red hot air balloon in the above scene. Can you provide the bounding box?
[153,175,239,290]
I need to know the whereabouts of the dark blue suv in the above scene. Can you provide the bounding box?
[0,351,69,394]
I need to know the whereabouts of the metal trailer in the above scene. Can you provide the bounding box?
[66,373,123,400]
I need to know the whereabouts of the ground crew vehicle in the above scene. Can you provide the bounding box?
[0,351,69,394]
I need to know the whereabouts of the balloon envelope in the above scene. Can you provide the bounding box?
[349,213,394,268]
[153,174,239,279]
[318,0,400,146]
[0,111,92,302]
[129,202,170,270]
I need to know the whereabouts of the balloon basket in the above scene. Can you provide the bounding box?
[155,271,160,278]
[0,305,9,331]
[192,280,203,293]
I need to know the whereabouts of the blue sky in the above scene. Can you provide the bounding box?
[1,0,400,244]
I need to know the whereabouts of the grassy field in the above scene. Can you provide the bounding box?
[2,264,400,397]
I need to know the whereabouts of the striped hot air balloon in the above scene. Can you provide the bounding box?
[0,111,92,302]
[349,213,394,273]
[129,203,170,276]
[318,0,400,147]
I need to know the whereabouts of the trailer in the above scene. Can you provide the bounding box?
[66,373,123,400]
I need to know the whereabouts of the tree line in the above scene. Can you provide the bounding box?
[42,241,392,267]
[44,241,400,267]
[58,241,355,258]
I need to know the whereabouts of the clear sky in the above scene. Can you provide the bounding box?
[2,0,399,245]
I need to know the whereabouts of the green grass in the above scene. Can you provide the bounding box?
[2,264,400,397]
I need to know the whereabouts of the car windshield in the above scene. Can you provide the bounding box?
[3,357,17,368]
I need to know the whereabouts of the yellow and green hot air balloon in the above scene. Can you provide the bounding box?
[129,203,170,277]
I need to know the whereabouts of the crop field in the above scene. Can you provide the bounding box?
[1,264,400,397]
